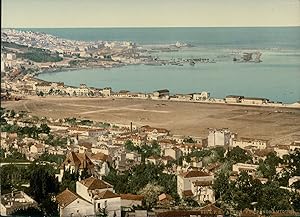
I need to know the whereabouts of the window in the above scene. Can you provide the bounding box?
[98,203,100,209]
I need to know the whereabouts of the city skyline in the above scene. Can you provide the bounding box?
[2,0,300,28]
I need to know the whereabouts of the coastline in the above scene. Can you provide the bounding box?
[31,65,300,108]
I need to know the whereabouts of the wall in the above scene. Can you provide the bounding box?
[60,198,94,217]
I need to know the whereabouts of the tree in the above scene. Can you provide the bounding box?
[226,147,252,164]
[39,123,50,134]
[0,107,7,126]
[213,170,231,201]
[11,207,44,216]
[40,196,59,216]
[138,183,164,208]
[29,165,59,203]
[125,140,138,152]
[257,181,292,213]
[258,152,281,180]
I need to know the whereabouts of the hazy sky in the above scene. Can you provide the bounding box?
[2,0,300,28]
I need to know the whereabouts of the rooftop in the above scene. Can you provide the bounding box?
[79,177,112,190]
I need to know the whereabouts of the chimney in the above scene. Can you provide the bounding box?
[130,122,133,133]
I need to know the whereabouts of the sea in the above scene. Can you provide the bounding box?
[22,27,300,103]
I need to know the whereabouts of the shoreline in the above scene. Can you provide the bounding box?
[31,66,300,108]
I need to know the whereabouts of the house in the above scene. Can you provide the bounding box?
[289,176,300,187]
[29,143,45,154]
[290,141,300,152]
[88,129,107,137]
[241,97,269,105]
[1,191,38,216]
[232,163,259,176]
[57,151,95,182]
[231,138,269,149]
[207,128,236,147]
[76,177,121,217]
[155,203,223,217]
[125,210,156,217]
[92,144,110,155]
[78,141,93,153]
[164,147,183,160]
[171,94,193,101]
[146,155,161,165]
[192,92,210,101]
[273,145,290,158]
[152,89,169,99]
[141,125,170,138]
[161,156,174,165]
[157,193,174,207]
[225,95,244,103]
[120,194,143,210]
[90,153,111,177]
[191,180,215,204]
[177,170,214,202]
[101,87,112,97]
[56,189,94,217]
[125,152,142,162]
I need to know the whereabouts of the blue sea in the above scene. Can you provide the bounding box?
[25,27,300,103]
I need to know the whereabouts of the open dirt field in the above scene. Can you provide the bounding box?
[2,96,300,146]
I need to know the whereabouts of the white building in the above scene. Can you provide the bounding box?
[120,194,143,210]
[241,97,269,105]
[1,191,38,216]
[231,138,269,149]
[207,128,235,147]
[29,143,45,154]
[192,92,210,101]
[6,53,17,60]
[76,177,121,217]
[177,170,214,204]
[1,57,6,72]
[225,95,243,103]
[56,189,94,217]
[101,87,112,97]
[232,163,259,176]
[164,147,183,160]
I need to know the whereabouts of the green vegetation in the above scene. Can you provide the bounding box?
[104,163,179,208]
[226,146,252,164]
[124,140,161,162]
[18,48,62,63]
[0,164,31,194]
[38,153,65,164]
[44,134,68,147]
[213,150,300,213]
[2,41,62,62]
[183,137,196,143]
[0,148,27,162]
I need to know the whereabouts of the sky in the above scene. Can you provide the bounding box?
[2,0,300,28]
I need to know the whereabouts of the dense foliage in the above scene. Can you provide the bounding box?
[213,150,300,213]
[104,163,179,207]
[125,140,161,162]
[19,49,62,62]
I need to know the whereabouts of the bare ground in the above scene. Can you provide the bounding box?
[2,96,300,146]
